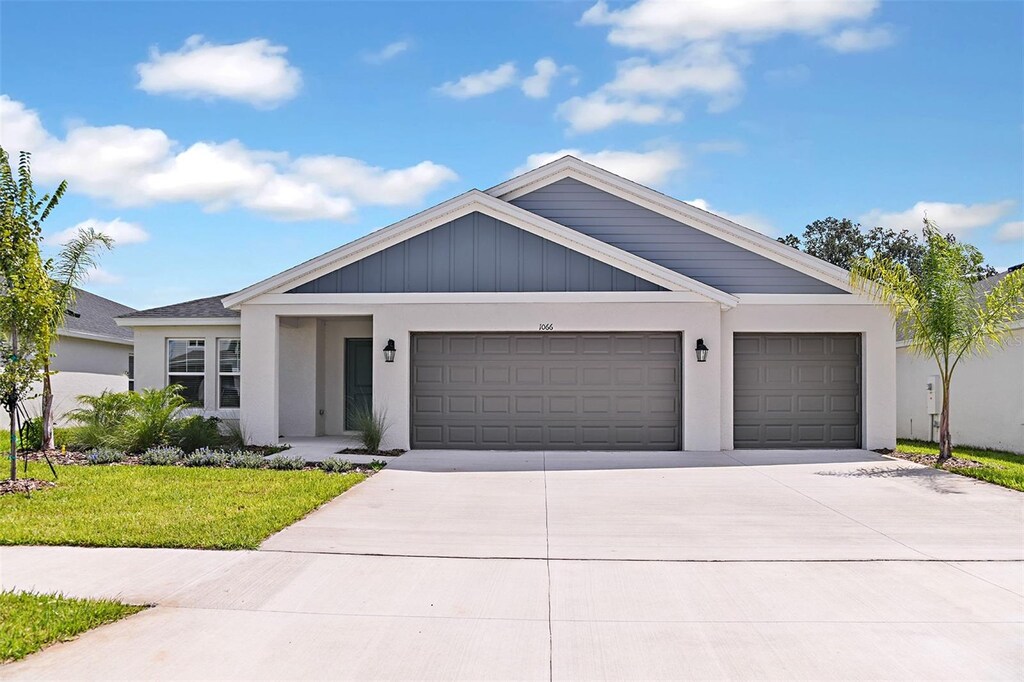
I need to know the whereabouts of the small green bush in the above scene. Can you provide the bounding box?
[220,421,248,451]
[182,448,229,468]
[69,387,187,452]
[168,416,221,453]
[319,457,354,473]
[86,448,126,465]
[267,454,306,470]
[368,459,388,472]
[226,452,266,469]
[349,404,389,454]
[140,446,183,466]
[20,418,43,451]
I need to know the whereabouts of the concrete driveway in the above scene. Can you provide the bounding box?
[2,449,1022,680]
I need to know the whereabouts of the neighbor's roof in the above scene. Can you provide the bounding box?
[118,294,240,320]
[63,288,135,342]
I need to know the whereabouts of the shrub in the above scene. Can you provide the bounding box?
[349,404,389,454]
[67,390,134,449]
[69,386,187,452]
[226,451,266,469]
[140,446,183,466]
[267,454,306,470]
[368,459,388,472]
[318,457,354,473]
[220,421,248,451]
[182,448,229,468]
[20,417,43,451]
[86,447,126,465]
[168,415,222,453]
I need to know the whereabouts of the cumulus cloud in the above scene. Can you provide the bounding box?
[136,35,302,107]
[687,198,777,236]
[860,200,1017,236]
[521,58,574,98]
[558,92,681,133]
[52,218,149,246]
[362,40,411,64]
[821,25,895,53]
[0,95,457,222]
[995,221,1024,244]
[435,62,518,99]
[514,148,684,186]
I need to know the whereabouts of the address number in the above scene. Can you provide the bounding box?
[538,323,554,331]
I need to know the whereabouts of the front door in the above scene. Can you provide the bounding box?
[344,338,373,431]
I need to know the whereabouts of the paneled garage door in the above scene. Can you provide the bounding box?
[734,333,861,448]
[411,333,681,450]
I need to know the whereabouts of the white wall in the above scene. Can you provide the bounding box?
[896,328,1024,453]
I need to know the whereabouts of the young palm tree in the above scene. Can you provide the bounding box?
[851,221,1024,465]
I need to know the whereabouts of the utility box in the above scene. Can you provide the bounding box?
[926,375,940,415]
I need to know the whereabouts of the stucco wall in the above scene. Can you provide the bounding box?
[896,328,1024,453]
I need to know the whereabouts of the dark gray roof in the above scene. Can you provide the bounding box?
[118,294,240,320]
[63,288,135,342]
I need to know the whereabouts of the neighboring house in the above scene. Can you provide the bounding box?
[896,265,1024,453]
[117,156,895,451]
[5,289,135,430]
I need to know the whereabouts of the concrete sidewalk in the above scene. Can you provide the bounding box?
[2,449,1022,680]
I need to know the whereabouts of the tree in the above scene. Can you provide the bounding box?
[0,149,62,479]
[851,221,1024,465]
[39,228,113,450]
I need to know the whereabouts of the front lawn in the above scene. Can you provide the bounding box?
[896,439,1024,492]
[0,462,365,549]
[1,590,144,662]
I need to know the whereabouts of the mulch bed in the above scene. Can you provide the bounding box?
[0,477,56,496]
[336,448,406,457]
[880,449,984,470]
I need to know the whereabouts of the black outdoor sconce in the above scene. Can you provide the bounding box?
[383,339,397,363]
[695,338,709,363]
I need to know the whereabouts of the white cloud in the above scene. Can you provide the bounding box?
[52,218,149,246]
[580,0,879,52]
[0,95,457,222]
[764,64,811,85]
[860,200,1017,236]
[995,221,1024,243]
[435,62,518,99]
[82,267,122,285]
[696,139,745,155]
[362,40,411,64]
[687,198,777,235]
[821,25,895,53]
[558,92,681,133]
[521,58,572,98]
[605,43,744,101]
[136,35,302,107]
[514,148,684,186]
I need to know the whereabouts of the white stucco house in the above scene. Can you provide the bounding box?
[896,266,1024,453]
[117,157,896,452]
[5,288,135,430]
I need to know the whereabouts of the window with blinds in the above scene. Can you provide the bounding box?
[218,339,241,409]
[168,339,205,406]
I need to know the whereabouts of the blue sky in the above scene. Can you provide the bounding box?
[2,0,1021,309]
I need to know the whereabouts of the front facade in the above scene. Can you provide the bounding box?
[119,157,896,451]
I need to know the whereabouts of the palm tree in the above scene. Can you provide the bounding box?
[39,227,113,450]
[851,221,1024,465]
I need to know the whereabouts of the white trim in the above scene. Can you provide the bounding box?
[735,294,874,305]
[58,328,134,346]
[222,190,738,309]
[117,317,241,327]
[486,156,854,293]
[246,291,717,306]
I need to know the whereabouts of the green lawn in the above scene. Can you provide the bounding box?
[0,462,365,549]
[1,590,145,662]
[897,439,1024,492]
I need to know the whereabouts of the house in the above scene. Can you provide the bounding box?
[117,156,896,451]
[5,289,135,430]
[895,266,1024,453]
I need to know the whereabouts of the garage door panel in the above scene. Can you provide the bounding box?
[734,333,861,449]
[411,332,681,450]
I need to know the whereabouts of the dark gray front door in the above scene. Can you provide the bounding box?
[344,338,373,431]
[410,332,682,450]
[733,333,861,448]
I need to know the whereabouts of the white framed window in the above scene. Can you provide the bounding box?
[167,339,205,406]
[127,353,135,392]
[218,339,241,409]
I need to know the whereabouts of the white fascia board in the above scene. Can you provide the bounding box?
[115,317,241,327]
[487,156,854,293]
[735,294,877,305]
[223,189,738,309]
[58,329,134,346]
[245,291,716,306]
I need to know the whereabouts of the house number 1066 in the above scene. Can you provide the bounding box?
[538,323,554,331]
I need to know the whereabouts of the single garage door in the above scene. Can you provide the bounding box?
[411,332,681,450]
[734,333,861,448]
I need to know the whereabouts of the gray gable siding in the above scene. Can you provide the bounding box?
[511,177,844,294]
[288,211,665,294]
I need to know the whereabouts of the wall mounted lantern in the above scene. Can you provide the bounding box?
[383,339,397,363]
[695,338,709,363]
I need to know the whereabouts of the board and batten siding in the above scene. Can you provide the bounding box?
[288,211,665,294]
[511,177,844,294]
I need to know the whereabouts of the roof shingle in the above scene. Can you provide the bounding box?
[63,289,135,342]
[118,294,239,320]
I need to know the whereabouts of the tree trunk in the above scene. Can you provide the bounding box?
[8,405,15,481]
[41,364,54,450]
[937,376,952,466]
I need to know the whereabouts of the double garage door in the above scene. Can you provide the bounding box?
[410,332,681,450]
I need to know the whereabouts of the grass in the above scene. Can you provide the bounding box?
[896,439,1024,492]
[0,462,365,549]
[1,590,145,662]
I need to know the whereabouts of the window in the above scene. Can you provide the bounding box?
[218,339,241,409]
[127,353,135,392]
[168,339,205,406]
